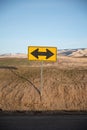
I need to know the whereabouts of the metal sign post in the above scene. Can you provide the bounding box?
[40,61,43,96]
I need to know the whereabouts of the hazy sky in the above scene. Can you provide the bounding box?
[0,0,87,54]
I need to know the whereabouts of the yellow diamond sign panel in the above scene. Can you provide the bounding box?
[28,46,57,61]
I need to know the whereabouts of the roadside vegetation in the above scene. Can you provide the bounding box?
[0,57,87,111]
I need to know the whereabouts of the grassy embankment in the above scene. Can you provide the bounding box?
[0,57,87,111]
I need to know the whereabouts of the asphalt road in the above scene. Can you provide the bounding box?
[0,114,87,130]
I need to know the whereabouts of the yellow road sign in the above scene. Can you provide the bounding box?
[28,46,57,61]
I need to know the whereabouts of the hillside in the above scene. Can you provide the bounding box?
[69,49,87,57]
[0,53,27,58]
[0,56,87,111]
[58,48,87,57]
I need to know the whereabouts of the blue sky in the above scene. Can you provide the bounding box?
[0,0,87,54]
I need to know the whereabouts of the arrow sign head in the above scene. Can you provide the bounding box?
[31,48,39,59]
[46,49,54,59]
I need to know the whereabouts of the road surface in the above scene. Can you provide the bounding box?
[0,113,87,130]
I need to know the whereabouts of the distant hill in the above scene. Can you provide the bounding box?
[69,49,87,57]
[0,53,27,58]
[58,49,77,56]
[58,48,87,57]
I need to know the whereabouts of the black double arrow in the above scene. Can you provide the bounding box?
[31,48,54,59]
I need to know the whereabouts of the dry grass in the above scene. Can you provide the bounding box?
[0,56,87,111]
